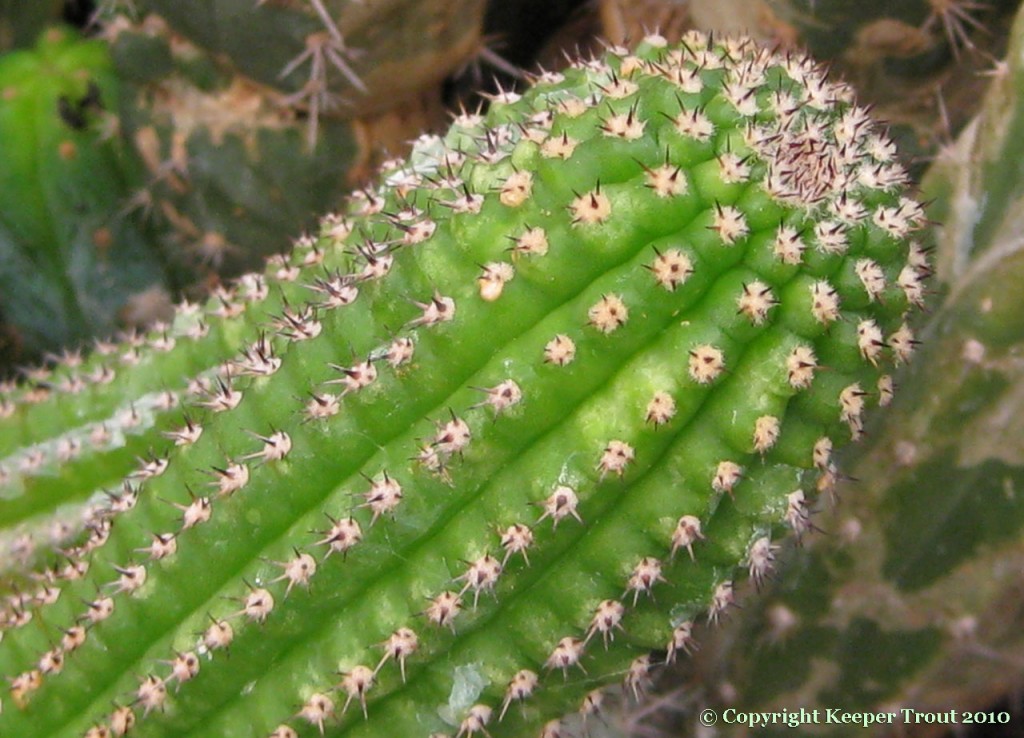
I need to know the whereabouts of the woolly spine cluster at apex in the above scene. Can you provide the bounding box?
[0,29,927,738]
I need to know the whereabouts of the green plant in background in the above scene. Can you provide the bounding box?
[119,0,486,121]
[102,12,362,281]
[0,25,172,366]
[0,0,65,52]
[0,31,927,737]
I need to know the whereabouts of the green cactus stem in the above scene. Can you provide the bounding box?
[644,7,1024,733]
[0,32,926,738]
[0,250,304,575]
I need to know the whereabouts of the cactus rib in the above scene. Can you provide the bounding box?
[0,31,927,738]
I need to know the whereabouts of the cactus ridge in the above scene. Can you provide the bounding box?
[0,251,335,579]
[0,31,926,738]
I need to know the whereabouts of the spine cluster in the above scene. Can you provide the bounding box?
[0,30,927,738]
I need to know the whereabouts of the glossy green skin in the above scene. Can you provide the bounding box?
[0,36,921,738]
[0,268,290,569]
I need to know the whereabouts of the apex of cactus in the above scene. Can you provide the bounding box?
[0,30,927,738]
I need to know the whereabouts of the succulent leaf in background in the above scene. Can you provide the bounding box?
[0,25,173,366]
[0,32,927,738]
[0,0,66,52]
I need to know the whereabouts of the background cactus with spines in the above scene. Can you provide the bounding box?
[0,32,926,737]
[114,0,488,119]
[100,11,364,281]
[97,0,489,165]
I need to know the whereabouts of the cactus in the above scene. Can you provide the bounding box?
[0,231,314,576]
[0,25,173,367]
[99,11,363,283]
[596,0,1023,175]
[97,0,488,156]
[82,0,490,293]
[122,0,487,119]
[0,32,927,738]
[600,6,1024,735]
[760,0,998,59]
